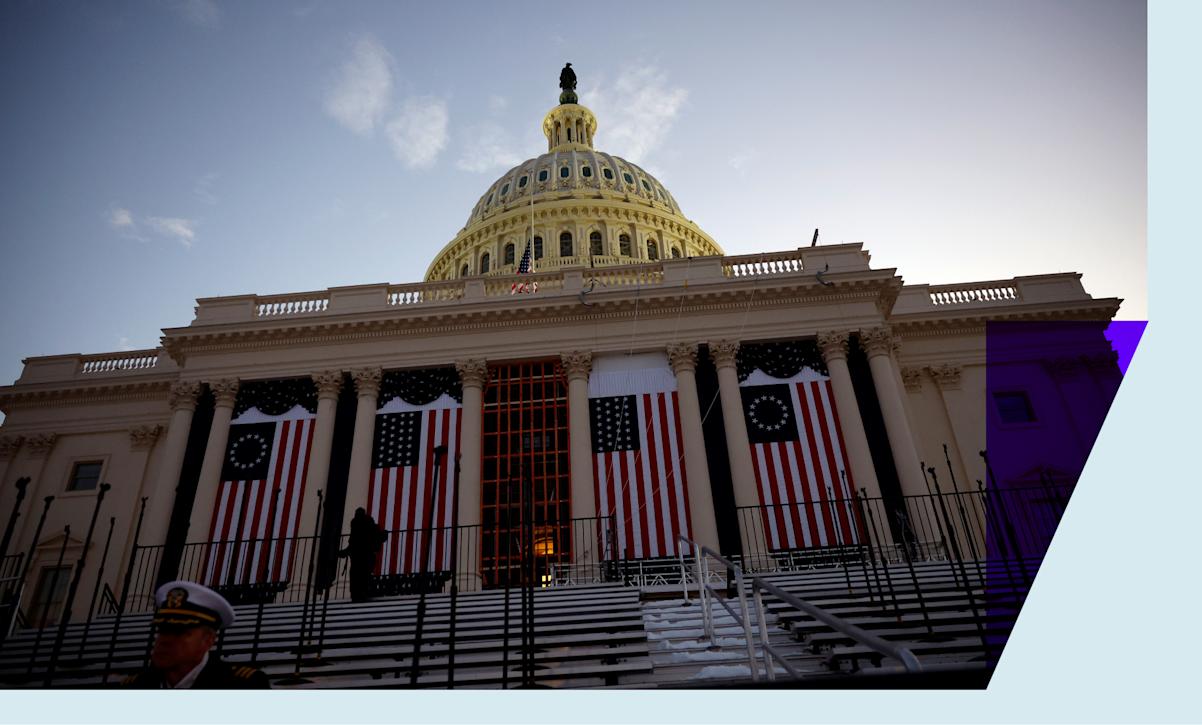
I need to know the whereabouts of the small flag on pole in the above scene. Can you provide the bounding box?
[511,237,538,294]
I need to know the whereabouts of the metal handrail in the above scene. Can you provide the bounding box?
[678,536,921,682]
[677,536,759,681]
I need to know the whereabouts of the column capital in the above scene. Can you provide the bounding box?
[208,379,240,407]
[129,424,164,451]
[167,381,201,412]
[311,370,344,399]
[455,359,489,388]
[24,432,57,459]
[351,368,383,397]
[666,343,698,374]
[927,363,962,390]
[816,330,851,362]
[901,366,925,393]
[860,326,894,358]
[708,340,740,370]
[0,435,24,461]
[560,351,592,382]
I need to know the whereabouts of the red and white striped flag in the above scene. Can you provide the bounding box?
[204,414,315,586]
[589,354,693,560]
[366,399,461,575]
[742,368,859,551]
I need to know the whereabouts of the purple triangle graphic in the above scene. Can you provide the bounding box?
[1104,320,1147,376]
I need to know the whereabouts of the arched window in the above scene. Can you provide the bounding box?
[671,245,682,259]
[504,243,516,266]
[589,231,604,256]
[480,252,491,274]
[501,183,509,196]
[461,264,470,278]
[647,240,659,261]
[533,236,544,259]
[559,231,573,257]
[518,175,528,188]
[619,233,632,256]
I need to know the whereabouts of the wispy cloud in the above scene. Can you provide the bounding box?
[109,207,134,229]
[586,65,688,163]
[324,36,393,136]
[176,0,221,29]
[728,151,757,175]
[194,172,219,204]
[386,97,449,169]
[145,217,198,247]
[456,121,521,173]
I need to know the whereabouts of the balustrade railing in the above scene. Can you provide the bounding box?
[79,350,159,374]
[255,292,330,317]
[723,250,805,278]
[387,280,463,306]
[929,282,1020,306]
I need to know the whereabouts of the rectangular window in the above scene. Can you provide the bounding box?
[994,392,1036,424]
[67,461,103,492]
[28,565,72,628]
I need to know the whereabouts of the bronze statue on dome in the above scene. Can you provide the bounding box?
[559,63,578,104]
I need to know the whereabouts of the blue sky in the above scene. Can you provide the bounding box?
[0,0,1146,388]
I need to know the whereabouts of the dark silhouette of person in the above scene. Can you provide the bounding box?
[559,62,576,92]
[339,507,386,602]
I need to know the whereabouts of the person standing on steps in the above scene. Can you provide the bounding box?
[340,507,386,602]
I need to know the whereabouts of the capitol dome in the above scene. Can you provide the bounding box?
[423,83,723,281]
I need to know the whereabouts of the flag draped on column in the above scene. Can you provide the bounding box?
[204,378,317,586]
[738,341,859,551]
[589,352,692,560]
[366,368,463,575]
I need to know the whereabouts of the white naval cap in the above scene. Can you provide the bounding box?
[153,580,236,630]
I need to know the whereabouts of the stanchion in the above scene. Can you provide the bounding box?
[409,445,445,686]
[45,482,110,685]
[446,452,462,688]
[102,497,147,683]
[28,525,70,677]
[278,489,322,686]
[75,516,116,660]
[0,477,30,563]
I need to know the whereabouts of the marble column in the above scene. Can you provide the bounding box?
[666,343,720,552]
[186,379,239,543]
[141,382,199,549]
[709,340,769,563]
[561,352,598,567]
[861,327,926,497]
[816,331,885,501]
[297,371,342,539]
[118,423,163,595]
[454,359,487,591]
[341,368,382,536]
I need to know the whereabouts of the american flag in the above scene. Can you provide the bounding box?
[742,372,859,551]
[510,237,538,294]
[204,415,314,586]
[590,374,692,560]
[366,403,461,574]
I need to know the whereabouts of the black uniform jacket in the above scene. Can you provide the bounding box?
[121,658,270,689]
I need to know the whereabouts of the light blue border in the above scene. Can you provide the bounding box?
[6,2,1196,722]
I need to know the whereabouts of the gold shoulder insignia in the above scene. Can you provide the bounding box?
[120,674,136,686]
[235,667,254,678]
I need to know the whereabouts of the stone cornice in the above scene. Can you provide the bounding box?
[128,424,163,450]
[0,379,174,414]
[888,298,1121,337]
[160,272,901,364]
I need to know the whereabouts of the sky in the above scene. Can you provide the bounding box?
[0,0,1146,389]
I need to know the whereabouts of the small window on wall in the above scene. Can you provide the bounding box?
[480,252,491,274]
[461,264,470,278]
[67,461,102,492]
[994,391,1036,424]
[671,246,682,259]
[559,232,573,257]
[560,166,570,179]
[619,234,632,256]
[622,172,634,185]
[501,184,510,196]
[581,166,593,178]
[518,175,528,188]
[589,231,603,256]
[602,167,614,180]
[28,566,71,628]
[647,240,659,261]
[533,236,544,259]
[538,169,549,182]
[504,243,516,266]
[641,179,652,192]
